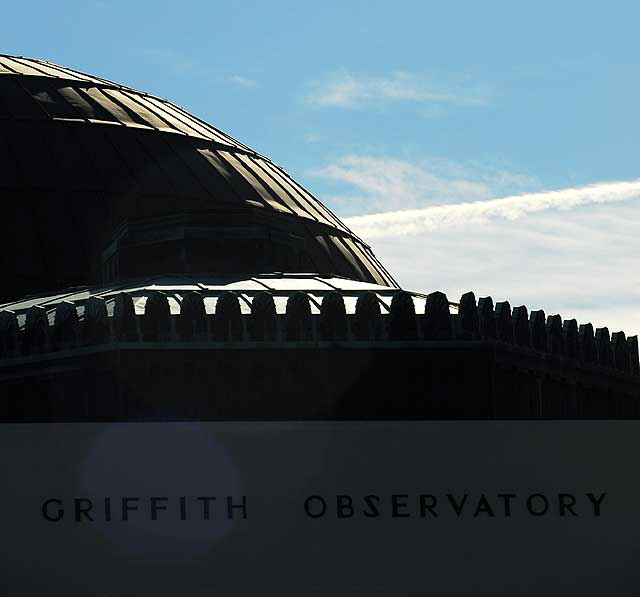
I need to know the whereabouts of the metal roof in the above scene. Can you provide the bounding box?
[0,55,398,300]
[0,54,347,228]
[0,54,255,152]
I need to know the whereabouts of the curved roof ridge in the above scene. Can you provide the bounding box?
[0,53,260,153]
[2,54,258,156]
[0,53,137,89]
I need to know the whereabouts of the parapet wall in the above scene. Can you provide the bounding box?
[0,289,637,375]
[0,285,638,421]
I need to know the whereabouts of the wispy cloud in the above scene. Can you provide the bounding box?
[227,74,257,88]
[344,179,640,238]
[143,50,257,89]
[311,155,538,215]
[143,49,208,79]
[306,70,488,109]
[338,179,640,334]
[362,199,640,336]
[303,133,323,144]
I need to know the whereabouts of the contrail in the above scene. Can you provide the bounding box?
[343,179,640,238]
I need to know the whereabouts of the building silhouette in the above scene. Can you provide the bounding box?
[0,54,638,421]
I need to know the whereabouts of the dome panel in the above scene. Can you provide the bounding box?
[0,54,398,301]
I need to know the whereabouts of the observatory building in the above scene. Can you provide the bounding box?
[0,54,638,420]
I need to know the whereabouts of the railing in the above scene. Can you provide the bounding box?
[0,289,638,377]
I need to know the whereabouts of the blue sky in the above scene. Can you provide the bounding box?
[3,1,640,333]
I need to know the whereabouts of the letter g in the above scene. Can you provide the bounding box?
[42,498,64,522]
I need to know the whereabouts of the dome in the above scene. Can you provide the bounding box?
[0,54,397,302]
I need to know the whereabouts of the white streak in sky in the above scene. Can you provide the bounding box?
[307,70,487,109]
[228,74,257,88]
[344,180,640,238]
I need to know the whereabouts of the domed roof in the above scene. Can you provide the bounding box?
[0,55,397,301]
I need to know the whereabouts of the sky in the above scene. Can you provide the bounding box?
[2,0,639,334]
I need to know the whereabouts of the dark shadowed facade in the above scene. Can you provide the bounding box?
[1,54,639,421]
